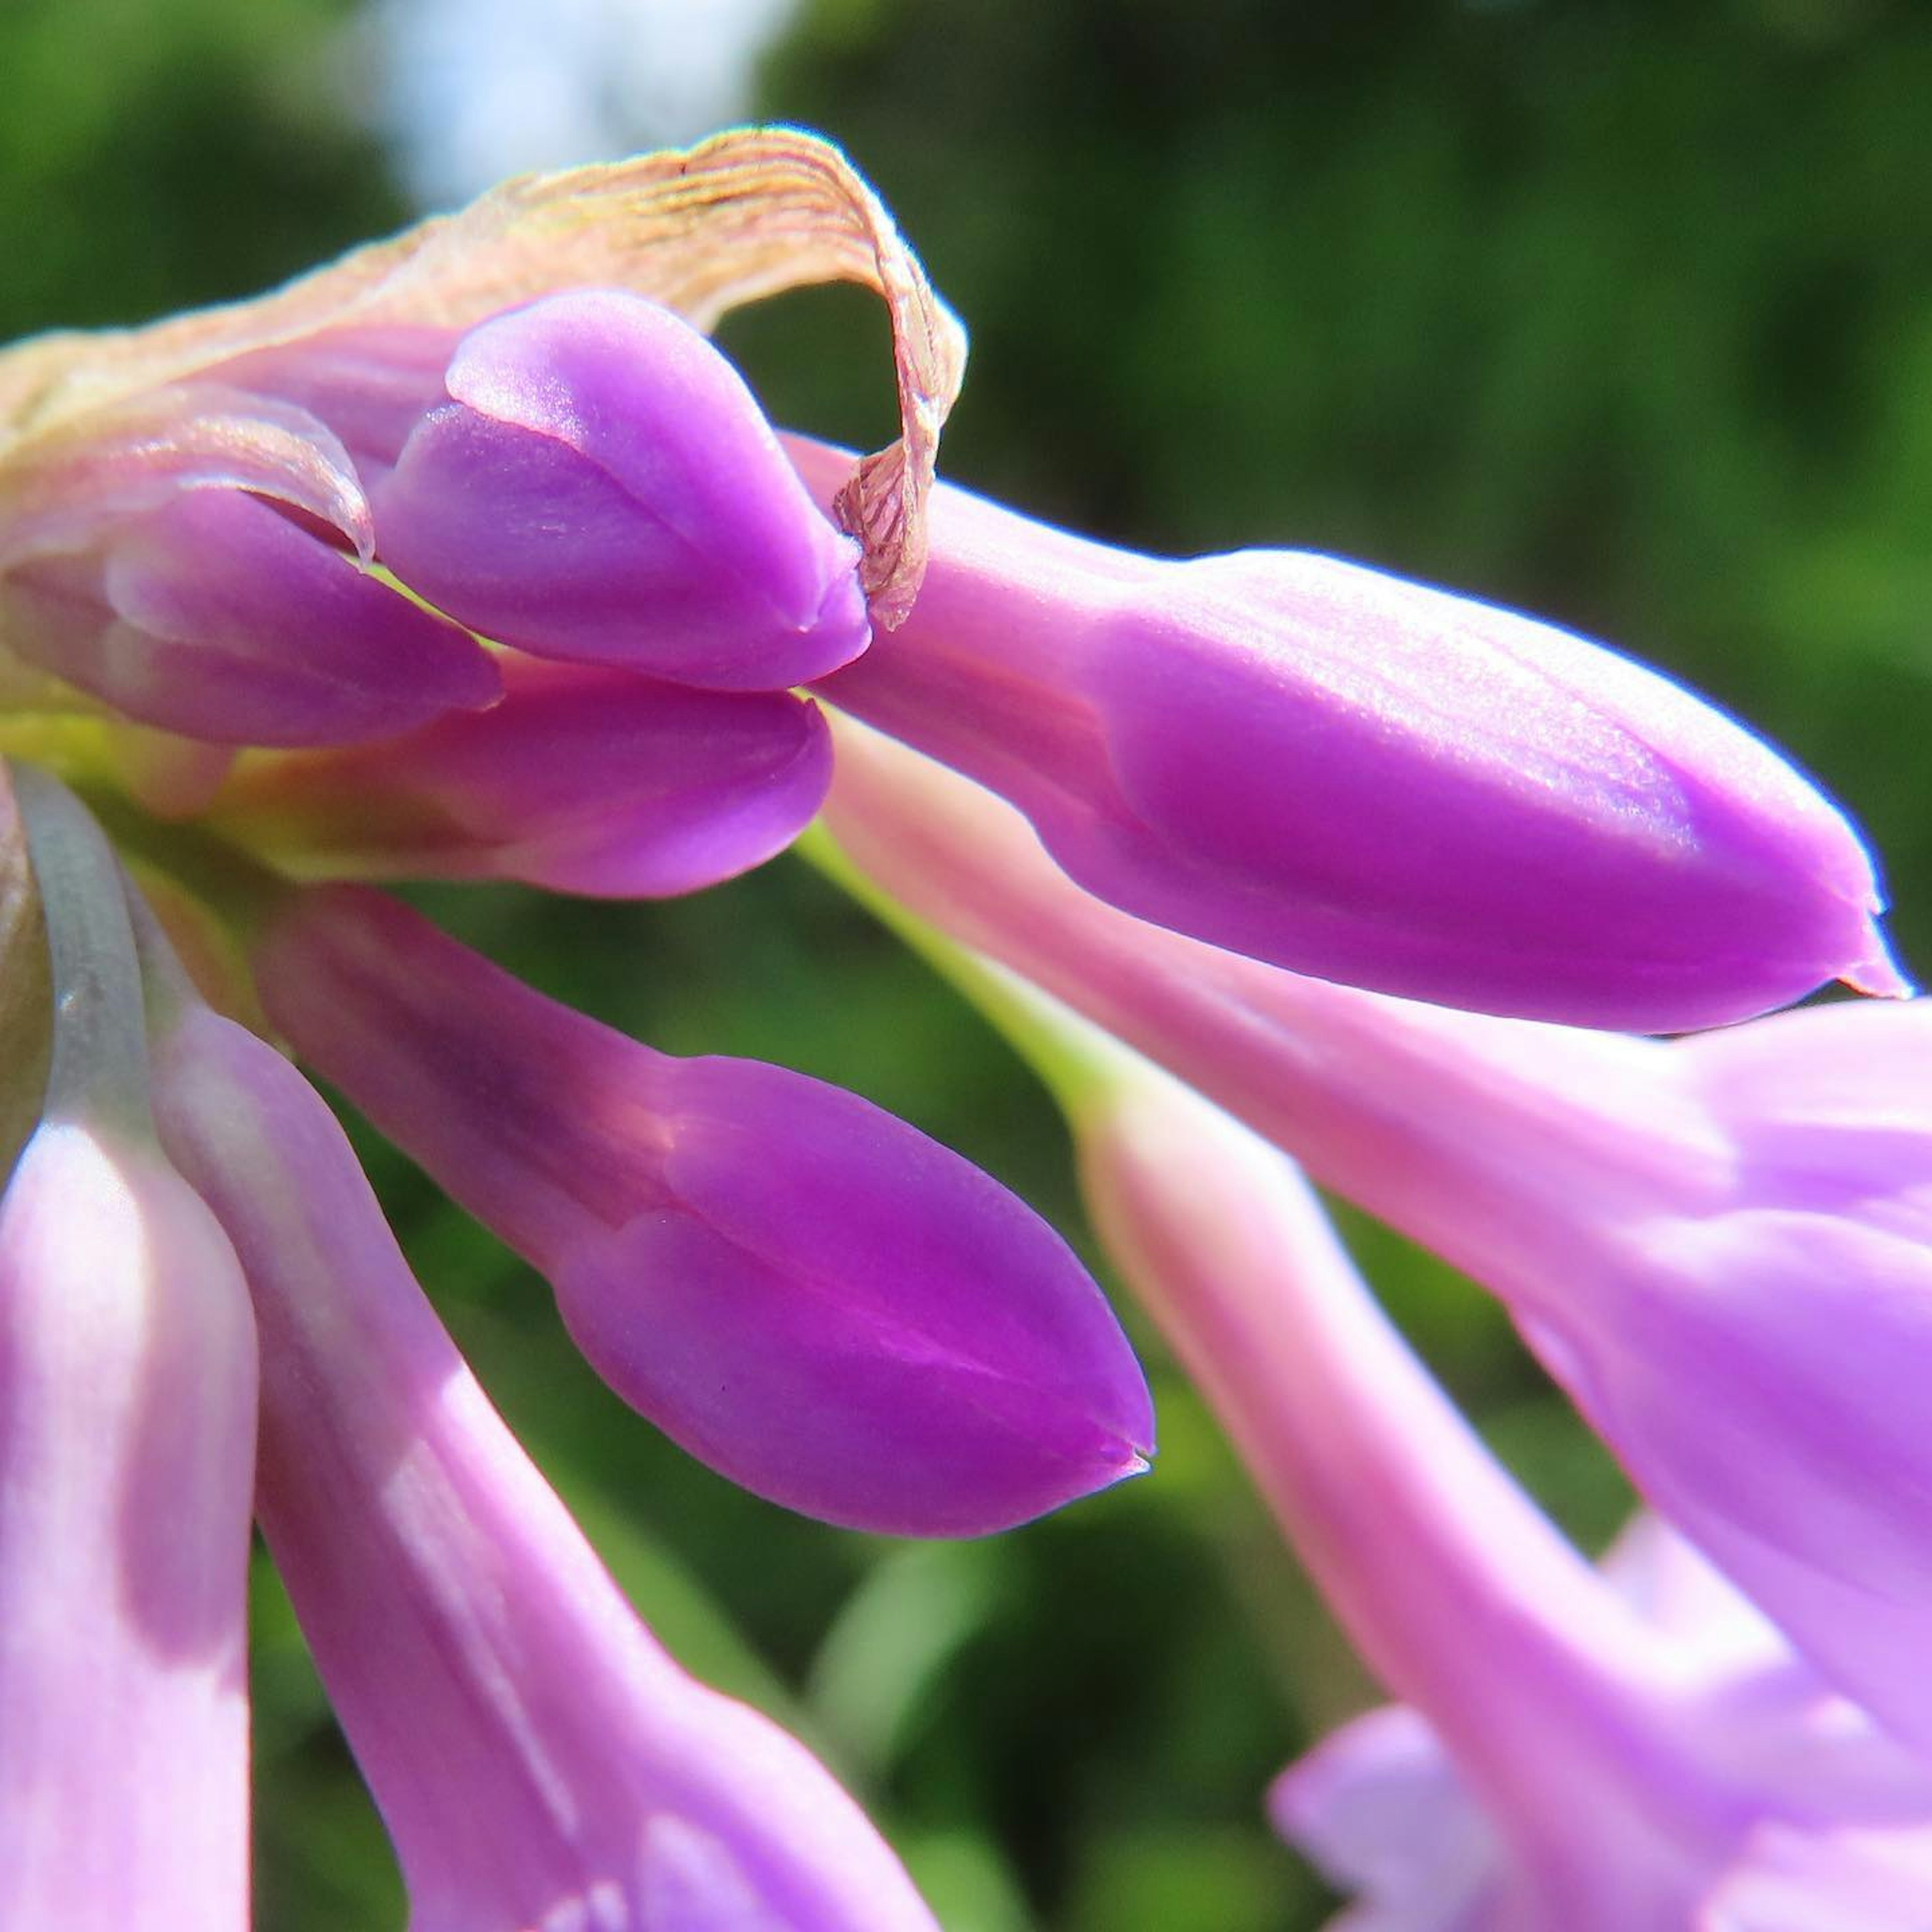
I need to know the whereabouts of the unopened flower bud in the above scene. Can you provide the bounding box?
[796,440,1905,1031]
[253,885,1154,1537]
[375,293,872,691]
[204,656,832,897]
[2,484,498,745]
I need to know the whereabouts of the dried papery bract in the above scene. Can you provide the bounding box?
[0,127,967,630]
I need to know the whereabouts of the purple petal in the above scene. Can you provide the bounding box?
[4,487,499,745]
[252,886,1154,1536]
[376,294,870,690]
[204,658,831,896]
[1268,1708,1504,1932]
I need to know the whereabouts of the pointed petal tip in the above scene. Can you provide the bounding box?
[800,543,872,669]
[1843,941,1916,1003]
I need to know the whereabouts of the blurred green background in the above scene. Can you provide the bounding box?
[6,2,1931,1925]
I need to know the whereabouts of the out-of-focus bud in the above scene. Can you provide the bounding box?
[0,1124,258,1932]
[205,656,832,897]
[145,974,945,1932]
[1,482,499,745]
[795,440,1905,1031]
[374,294,872,691]
[251,884,1154,1537]
[1,766,255,1932]
[958,992,1932,1930]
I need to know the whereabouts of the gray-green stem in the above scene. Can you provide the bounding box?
[9,762,151,1137]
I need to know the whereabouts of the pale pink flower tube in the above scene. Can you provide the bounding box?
[0,768,256,1930]
[147,984,945,1932]
[1052,1024,1932,1927]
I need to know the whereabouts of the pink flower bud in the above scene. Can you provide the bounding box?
[0,1123,257,1932]
[2,482,498,745]
[821,722,1932,1755]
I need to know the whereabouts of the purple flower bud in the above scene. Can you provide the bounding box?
[821,724,1932,1749]
[146,992,945,1932]
[1,483,499,745]
[795,439,1905,1031]
[373,293,872,690]
[252,884,1154,1536]
[1042,1036,1932,1927]
[203,656,832,896]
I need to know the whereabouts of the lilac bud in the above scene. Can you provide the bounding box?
[373,293,872,691]
[796,440,1905,1031]
[252,885,1154,1537]
[203,656,832,897]
[1,483,499,745]
[145,989,944,1932]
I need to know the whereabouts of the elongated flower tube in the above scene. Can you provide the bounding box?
[251,882,1154,1537]
[948,990,1932,1926]
[793,438,1904,1030]
[0,413,499,745]
[371,293,873,690]
[1272,1520,1932,1930]
[0,768,256,1931]
[141,956,944,1932]
[819,722,1932,1749]
[202,656,833,896]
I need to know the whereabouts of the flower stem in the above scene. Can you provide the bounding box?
[8,762,150,1136]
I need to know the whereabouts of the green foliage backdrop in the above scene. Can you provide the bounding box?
[6,4,1929,1926]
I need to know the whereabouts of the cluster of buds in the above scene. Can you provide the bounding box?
[1,125,1927,1926]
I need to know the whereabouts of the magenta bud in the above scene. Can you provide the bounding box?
[373,293,872,691]
[2,486,499,746]
[799,440,1905,1031]
[207,657,833,897]
[254,887,1154,1537]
